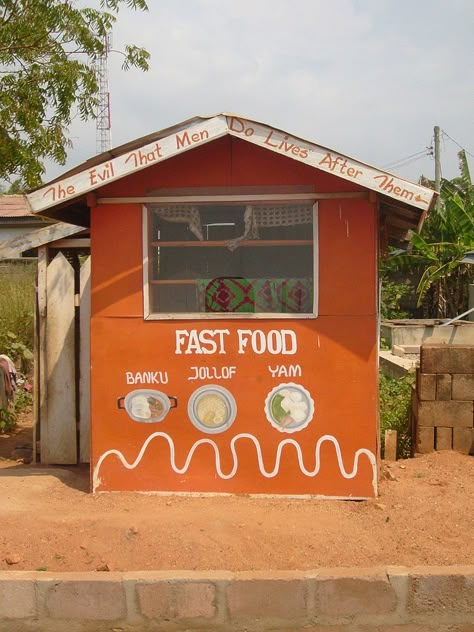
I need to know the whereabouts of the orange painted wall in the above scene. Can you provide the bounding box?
[90,137,379,497]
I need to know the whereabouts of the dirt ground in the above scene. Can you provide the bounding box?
[0,414,473,573]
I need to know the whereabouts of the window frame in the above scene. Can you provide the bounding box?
[143,194,319,320]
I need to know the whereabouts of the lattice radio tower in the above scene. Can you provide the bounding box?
[95,32,112,154]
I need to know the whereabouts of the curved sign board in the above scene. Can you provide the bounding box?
[27,114,436,214]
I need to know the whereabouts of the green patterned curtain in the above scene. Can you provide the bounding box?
[195,278,313,313]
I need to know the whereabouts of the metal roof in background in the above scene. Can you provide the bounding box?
[461,251,474,265]
[0,194,32,218]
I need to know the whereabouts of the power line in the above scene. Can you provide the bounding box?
[382,147,432,170]
[441,130,474,158]
[391,154,432,170]
[382,149,430,169]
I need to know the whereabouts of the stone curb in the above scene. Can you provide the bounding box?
[0,566,472,631]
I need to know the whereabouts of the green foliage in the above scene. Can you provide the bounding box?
[0,0,150,188]
[0,265,35,371]
[379,372,414,459]
[380,279,410,320]
[392,151,474,318]
[379,256,410,323]
[14,385,33,414]
[0,179,23,193]
[0,407,16,433]
[2,332,33,374]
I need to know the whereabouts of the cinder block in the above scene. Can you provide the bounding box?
[448,346,474,374]
[175,582,216,619]
[436,374,452,400]
[136,581,172,619]
[452,374,474,401]
[0,578,36,619]
[417,371,436,400]
[408,567,474,615]
[418,400,473,427]
[416,426,434,453]
[314,569,397,616]
[435,427,453,450]
[136,580,216,620]
[421,344,474,374]
[44,578,125,620]
[226,578,306,620]
[421,345,449,374]
[453,427,474,454]
[393,344,420,357]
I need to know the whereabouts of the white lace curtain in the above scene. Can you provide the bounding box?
[227,204,313,250]
[148,203,313,249]
[148,205,204,241]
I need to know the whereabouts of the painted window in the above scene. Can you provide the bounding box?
[144,200,317,319]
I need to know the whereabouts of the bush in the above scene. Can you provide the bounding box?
[14,387,33,414]
[379,372,414,459]
[0,407,16,433]
[380,280,410,321]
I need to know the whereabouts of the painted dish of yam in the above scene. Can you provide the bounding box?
[264,383,314,433]
[188,385,237,434]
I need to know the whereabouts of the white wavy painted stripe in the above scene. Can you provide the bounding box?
[93,432,377,494]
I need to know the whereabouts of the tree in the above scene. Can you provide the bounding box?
[393,150,474,318]
[0,0,150,188]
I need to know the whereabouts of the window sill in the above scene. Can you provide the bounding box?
[144,312,318,321]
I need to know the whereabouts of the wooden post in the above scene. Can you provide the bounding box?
[469,284,474,322]
[37,246,48,464]
[33,282,39,462]
[43,252,77,464]
[384,429,398,461]
[79,257,91,463]
[434,125,441,209]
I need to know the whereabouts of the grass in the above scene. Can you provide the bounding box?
[0,263,36,432]
[0,262,36,369]
[379,371,415,459]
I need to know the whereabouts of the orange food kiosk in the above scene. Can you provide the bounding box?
[27,114,437,498]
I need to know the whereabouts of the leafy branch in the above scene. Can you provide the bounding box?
[0,0,150,187]
[391,150,474,317]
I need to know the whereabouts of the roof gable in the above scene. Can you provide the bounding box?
[27,114,437,215]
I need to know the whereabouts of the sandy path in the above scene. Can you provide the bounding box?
[0,450,473,572]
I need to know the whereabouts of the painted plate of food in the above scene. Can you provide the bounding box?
[264,383,314,433]
[188,385,237,434]
[117,389,178,423]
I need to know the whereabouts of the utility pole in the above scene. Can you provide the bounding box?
[434,125,441,207]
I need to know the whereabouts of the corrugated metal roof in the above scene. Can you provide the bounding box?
[30,113,437,213]
[40,114,223,185]
[0,194,32,218]
[23,113,437,243]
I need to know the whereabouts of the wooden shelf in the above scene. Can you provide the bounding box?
[150,279,197,285]
[150,278,312,286]
[150,240,312,247]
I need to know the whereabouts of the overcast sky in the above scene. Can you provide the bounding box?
[47,0,474,185]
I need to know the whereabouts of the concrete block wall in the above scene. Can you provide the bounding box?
[412,345,474,454]
[0,567,473,631]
